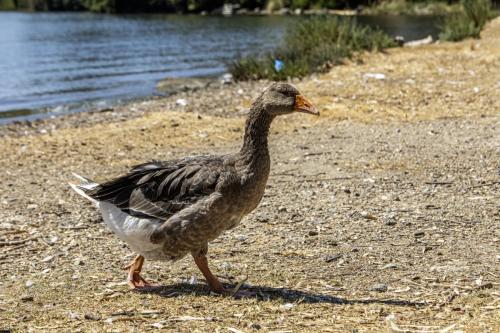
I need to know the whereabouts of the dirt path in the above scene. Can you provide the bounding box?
[1,18,499,333]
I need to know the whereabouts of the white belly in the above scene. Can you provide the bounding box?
[99,202,164,259]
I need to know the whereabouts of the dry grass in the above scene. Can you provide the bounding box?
[1,17,500,333]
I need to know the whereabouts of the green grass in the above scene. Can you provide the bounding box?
[439,0,492,41]
[229,17,396,81]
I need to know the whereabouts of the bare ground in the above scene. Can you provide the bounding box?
[1,18,499,333]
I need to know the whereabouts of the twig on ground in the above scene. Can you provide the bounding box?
[469,181,500,189]
[0,237,37,247]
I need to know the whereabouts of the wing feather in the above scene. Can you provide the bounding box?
[85,155,230,220]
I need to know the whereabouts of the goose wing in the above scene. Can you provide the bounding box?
[85,155,228,220]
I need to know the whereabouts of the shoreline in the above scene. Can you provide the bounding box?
[1,15,499,138]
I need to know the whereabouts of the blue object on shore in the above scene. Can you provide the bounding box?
[274,59,284,72]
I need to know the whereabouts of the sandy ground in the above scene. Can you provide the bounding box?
[1,18,499,333]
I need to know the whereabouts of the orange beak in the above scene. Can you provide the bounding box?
[294,95,319,115]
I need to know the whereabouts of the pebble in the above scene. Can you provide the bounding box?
[25,280,34,288]
[41,255,54,263]
[385,218,397,226]
[68,312,82,320]
[73,258,85,266]
[361,211,377,220]
[236,234,248,242]
[371,283,388,292]
[308,230,318,236]
[414,231,425,237]
[248,323,262,329]
[325,254,342,263]
[280,303,295,311]
[84,313,101,321]
[364,73,386,80]
[151,321,165,329]
[256,213,270,223]
[21,295,34,302]
[382,263,398,269]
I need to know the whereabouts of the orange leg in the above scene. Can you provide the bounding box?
[123,255,152,289]
[193,255,255,298]
[193,255,228,294]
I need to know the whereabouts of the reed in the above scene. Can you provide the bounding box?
[230,17,396,81]
[439,0,492,41]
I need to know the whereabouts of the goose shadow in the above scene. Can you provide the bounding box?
[136,282,428,307]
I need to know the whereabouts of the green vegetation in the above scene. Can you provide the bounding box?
[231,0,495,81]
[439,0,492,41]
[229,17,396,81]
[362,0,462,15]
[2,0,469,13]
[0,0,16,10]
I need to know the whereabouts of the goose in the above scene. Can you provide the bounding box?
[70,82,318,295]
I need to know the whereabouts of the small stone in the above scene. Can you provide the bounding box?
[308,230,318,236]
[21,295,34,302]
[248,323,262,329]
[151,321,165,329]
[342,187,351,194]
[280,303,294,311]
[236,235,248,242]
[278,206,287,212]
[382,263,398,270]
[220,73,233,85]
[27,204,38,210]
[385,219,397,226]
[361,211,377,220]
[256,213,270,223]
[25,280,34,288]
[73,258,85,266]
[41,255,54,263]
[325,254,342,263]
[363,73,386,80]
[414,231,425,237]
[477,282,493,289]
[68,312,82,320]
[84,313,101,321]
[371,283,388,292]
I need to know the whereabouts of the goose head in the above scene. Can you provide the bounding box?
[257,82,319,117]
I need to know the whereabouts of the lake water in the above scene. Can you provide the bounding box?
[0,13,440,123]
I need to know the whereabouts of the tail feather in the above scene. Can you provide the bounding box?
[69,173,99,205]
[71,172,97,185]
